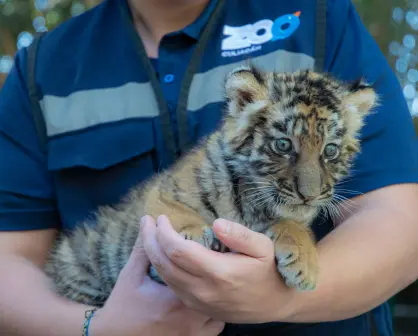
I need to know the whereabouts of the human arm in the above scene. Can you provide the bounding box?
[0,47,90,336]
[0,230,96,336]
[0,46,95,336]
[140,184,418,324]
[287,0,418,320]
[0,48,223,336]
[0,228,224,336]
[281,183,418,321]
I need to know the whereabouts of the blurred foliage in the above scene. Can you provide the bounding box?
[413,114,418,133]
[353,0,404,66]
[0,0,100,54]
[0,0,100,85]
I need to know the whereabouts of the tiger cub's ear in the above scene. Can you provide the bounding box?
[224,64,270,117]
[342,78,378,135]
[344,79,378,116]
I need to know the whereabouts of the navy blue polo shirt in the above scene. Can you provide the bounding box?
[1,0,417,335]
[141,0,219,144]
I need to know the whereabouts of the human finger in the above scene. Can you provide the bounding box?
[155,215,222,276]
[212,219,273,259]
[117,221,150,288]
[141,215,198,286]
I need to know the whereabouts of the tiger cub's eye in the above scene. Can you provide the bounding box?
[272,138,293,154]
[324,143,339,160]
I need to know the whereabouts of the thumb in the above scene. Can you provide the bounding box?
[213,219,273,259]
[117,217,150,287]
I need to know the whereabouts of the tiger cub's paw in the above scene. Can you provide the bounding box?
[275,239,318,292]
[266,222,318,292]
[180,226,223,252]
[148,265,166,285]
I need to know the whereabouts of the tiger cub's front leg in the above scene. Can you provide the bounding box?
[265,219,319,292]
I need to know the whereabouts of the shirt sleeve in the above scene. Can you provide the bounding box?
[0,48,60,231]
[325,0,418,198]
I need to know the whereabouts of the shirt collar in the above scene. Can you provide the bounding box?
[180,0,219,40]
[121,0,219,41]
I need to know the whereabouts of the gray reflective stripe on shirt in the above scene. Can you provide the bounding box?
[40,49,314,137]
[40,82,159,137]
[188,49,315,112]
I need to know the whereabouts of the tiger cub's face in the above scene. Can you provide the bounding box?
[222,66,377,220]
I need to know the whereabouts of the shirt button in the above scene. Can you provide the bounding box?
[163,74,175,83]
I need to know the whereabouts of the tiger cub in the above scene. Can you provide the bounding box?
[45,66,377,307]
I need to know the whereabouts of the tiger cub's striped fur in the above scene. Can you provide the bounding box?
[45,66,377,307]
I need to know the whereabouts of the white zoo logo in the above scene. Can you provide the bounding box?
[221,12,301,57]
[222,19,274,50]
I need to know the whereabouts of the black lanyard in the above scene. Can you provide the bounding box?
[118,0,225,164]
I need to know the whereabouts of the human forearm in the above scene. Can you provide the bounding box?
[133,186,418,324]
[280,205,418,322]
[0,256,92,336]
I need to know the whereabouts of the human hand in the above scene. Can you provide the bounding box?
[141,215,294,324]
[89,222,225,336]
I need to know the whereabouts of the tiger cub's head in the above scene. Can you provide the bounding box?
[222,65,377,221]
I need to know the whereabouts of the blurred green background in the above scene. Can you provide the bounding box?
[0,0,100,87]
